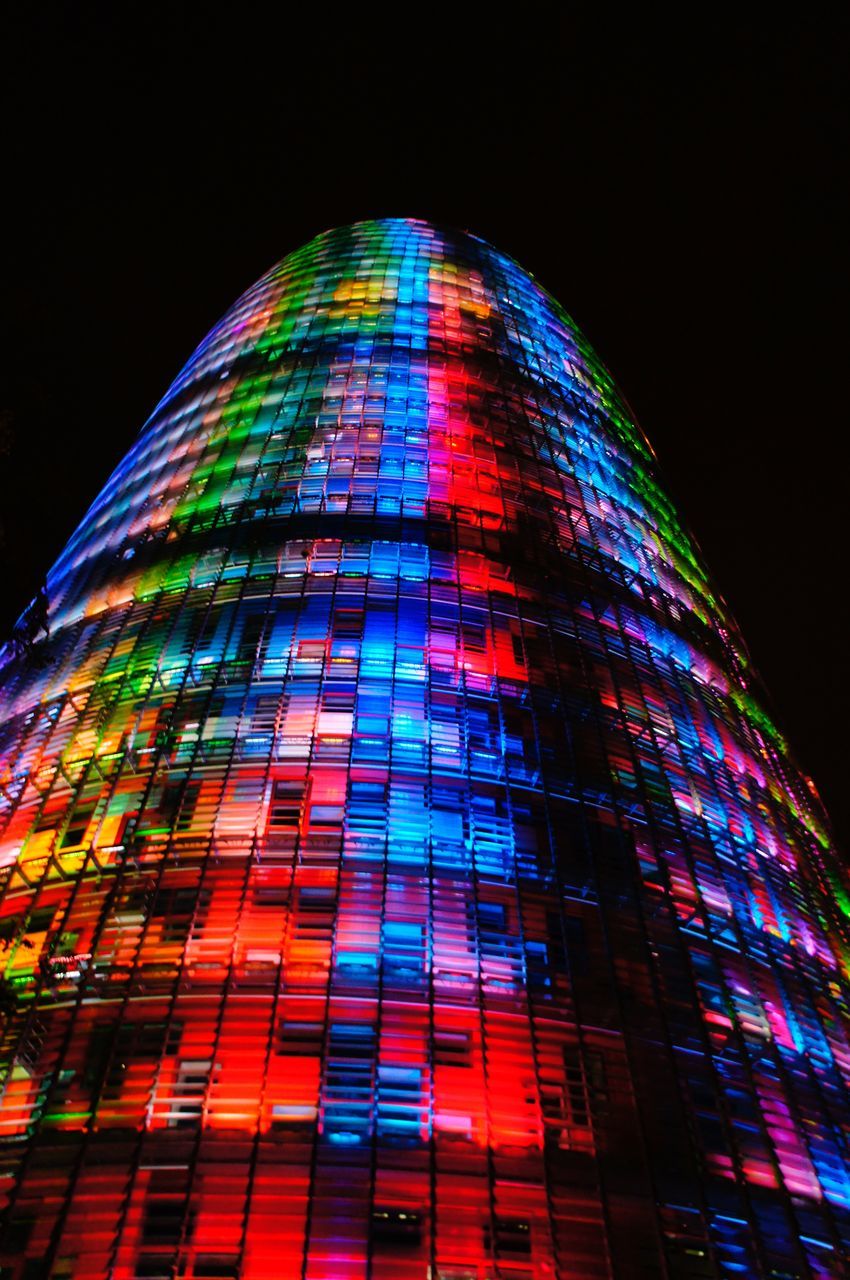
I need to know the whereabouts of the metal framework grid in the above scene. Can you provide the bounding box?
[0,219,847,1279]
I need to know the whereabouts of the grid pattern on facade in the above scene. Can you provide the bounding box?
[0,218,847,1279]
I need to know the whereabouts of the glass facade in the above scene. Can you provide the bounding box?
[0,217,847,1279]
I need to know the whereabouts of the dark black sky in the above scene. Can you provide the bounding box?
[1,7,847,845]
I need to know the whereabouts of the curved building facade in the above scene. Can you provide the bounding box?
[0,219,848,1279]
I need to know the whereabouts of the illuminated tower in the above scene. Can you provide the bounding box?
[0,219,848,1280]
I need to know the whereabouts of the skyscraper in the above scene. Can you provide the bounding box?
[0,217,847,1279]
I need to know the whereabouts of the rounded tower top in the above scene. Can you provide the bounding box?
[42,216,666,625]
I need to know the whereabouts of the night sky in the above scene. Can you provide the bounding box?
[1,9,847,845]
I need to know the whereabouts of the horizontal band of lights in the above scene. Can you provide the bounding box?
[0,218,847,1279]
